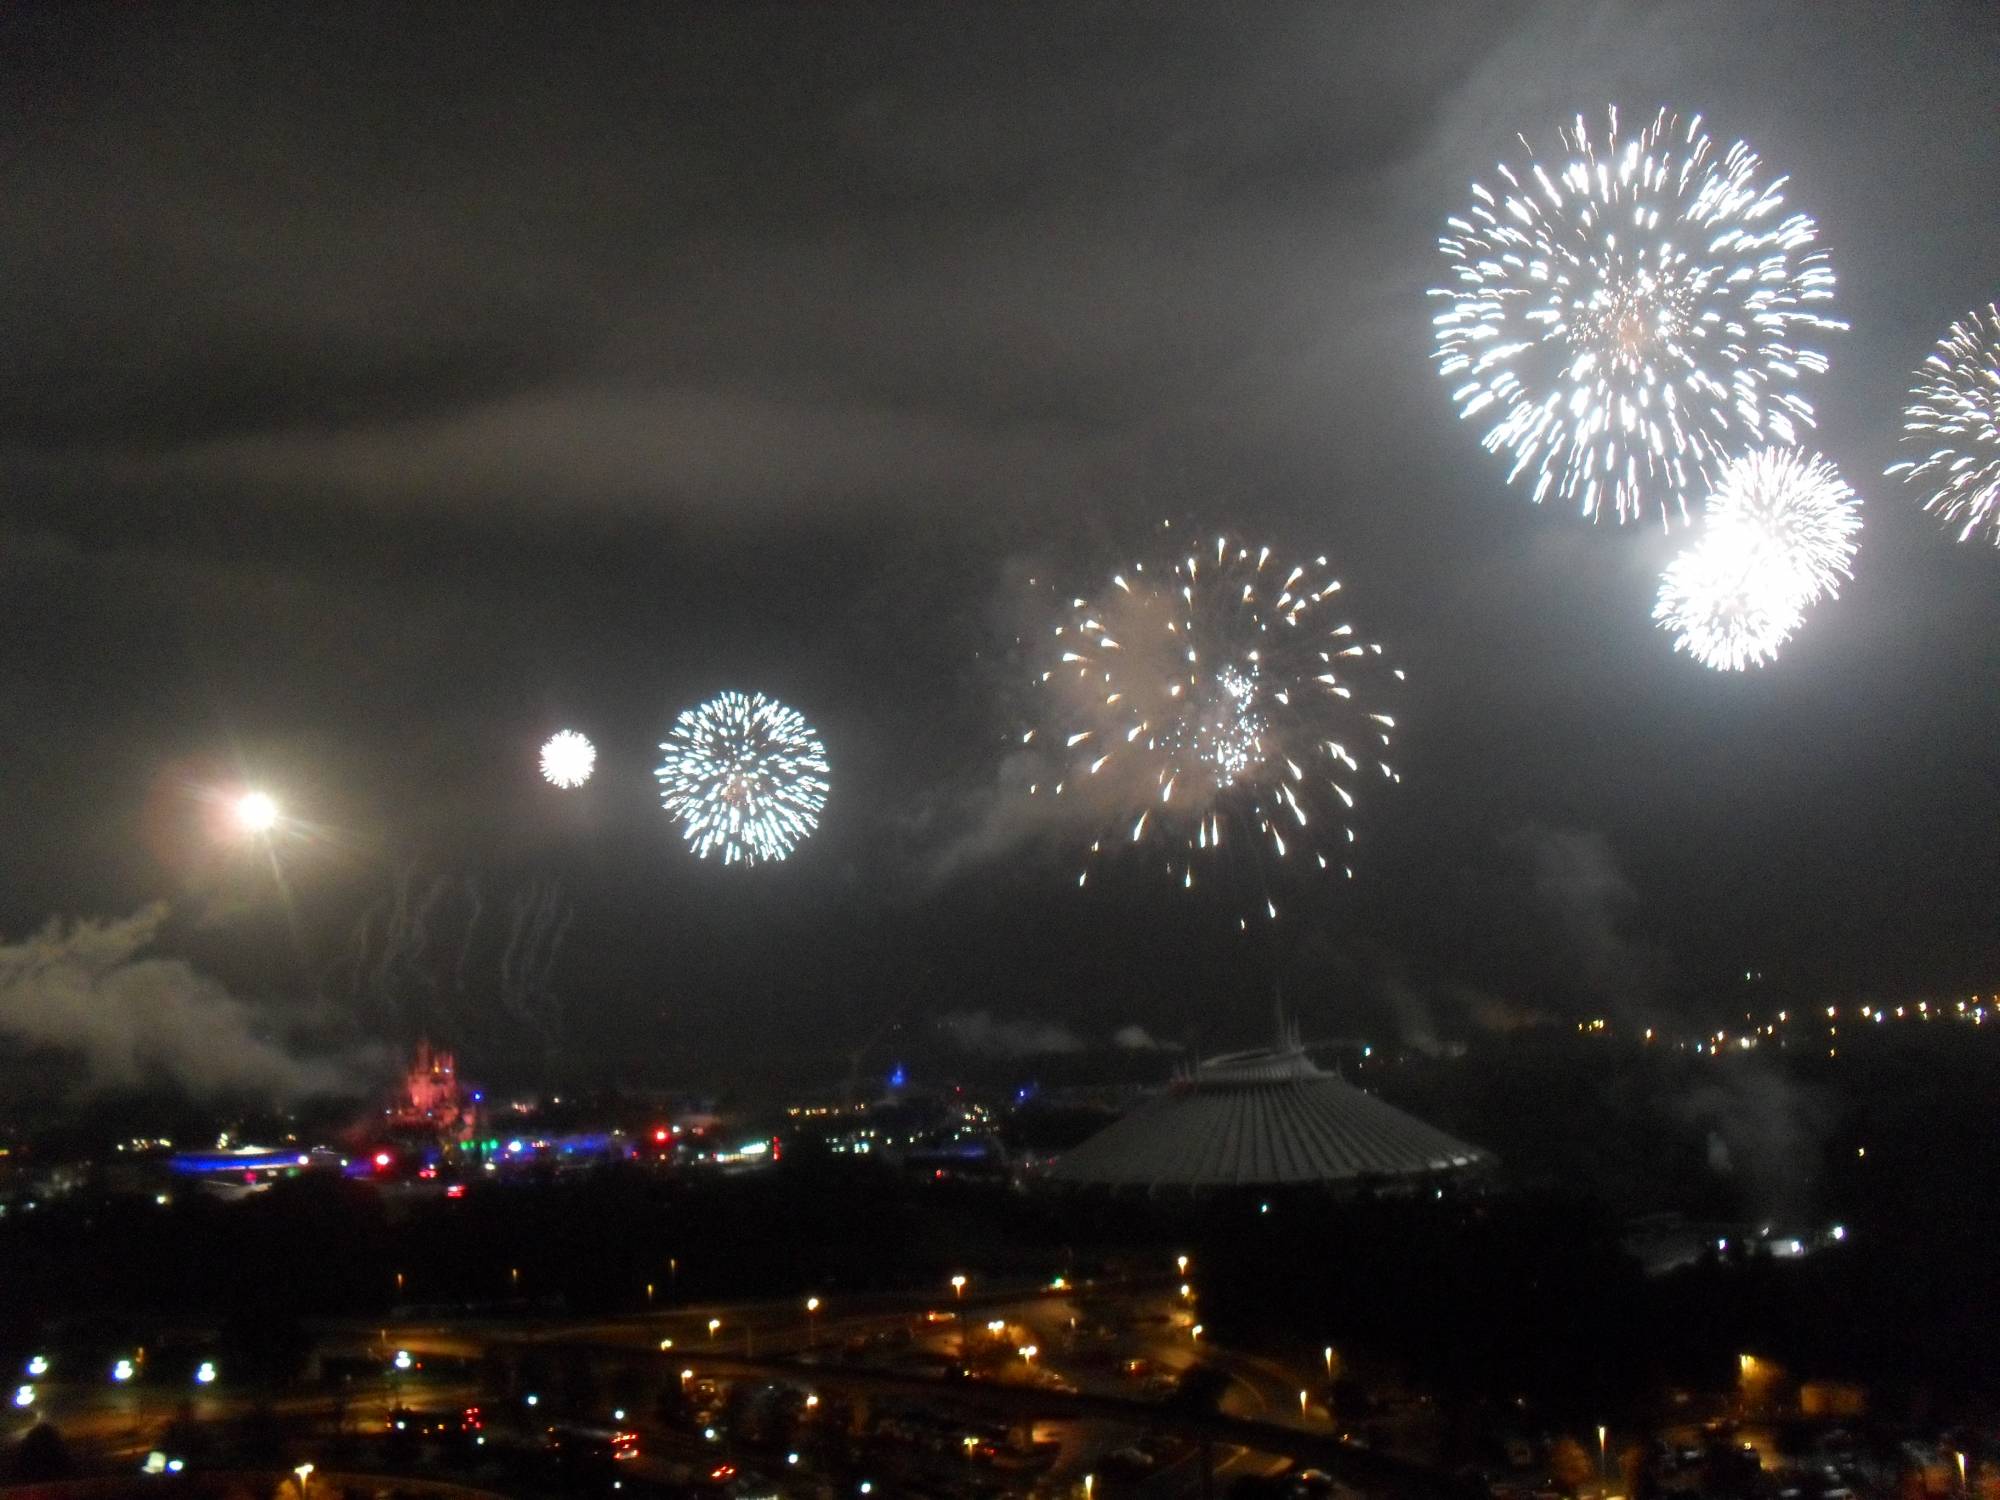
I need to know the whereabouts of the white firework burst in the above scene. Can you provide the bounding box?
[1433,106,1845,526]
[1654,447,1860,671]
[539,730,597,789]
[1887,303,2000,544]
[656,691,829,865]
[1029,525,1402,918]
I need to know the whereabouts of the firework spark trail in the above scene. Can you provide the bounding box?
[1887,303,2000,544]
[1028,524,1402,919]
[335,869,571,1052]
[1654,446,1860,671]
[1432,106,1845,526]
[453,876,482,993]
[656,691,830,865]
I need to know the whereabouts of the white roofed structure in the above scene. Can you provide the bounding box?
[1043,1041,1491,1193]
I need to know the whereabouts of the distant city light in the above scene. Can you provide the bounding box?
[12,1385,33,1408]
[194,1361,217,1385]
[25,1356,47,1378]
[393,1350,413,1371]
[111,1358,135,1383]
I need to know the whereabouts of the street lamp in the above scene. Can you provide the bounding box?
[1323,1345,1335,1379]
[950,1275,966,1299]
[112,1358,136,1383]
[1598,1425,1609,1484]
[194,1362,217,1386]
[294,1462,314,1500]
[12,1386,33,1409]
[806,1297,821,1346]
[1176,1255,1189,1276]
[707,1318,721,1340]
[1299,1389,1310,1419]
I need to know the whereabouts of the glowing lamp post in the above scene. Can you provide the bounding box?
[805,1297,821,1346]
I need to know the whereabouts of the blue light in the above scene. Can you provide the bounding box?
[888,1065,906,1089]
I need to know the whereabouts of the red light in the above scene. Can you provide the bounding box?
[446,1184,466,1199]
[653,1127,669,1144]
[373,1152,393,1170]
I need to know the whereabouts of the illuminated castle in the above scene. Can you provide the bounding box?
[396,1039,474,1136]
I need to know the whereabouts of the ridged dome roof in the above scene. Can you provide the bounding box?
[1044,1045,1491,1190]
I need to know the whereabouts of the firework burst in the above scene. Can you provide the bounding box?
[1887,303,2000,544]
[1027,526,1402,918]
[1653,447,1860,671]
[656,692,829,865]
[1433,106,1844,526]
[538,730,597,789]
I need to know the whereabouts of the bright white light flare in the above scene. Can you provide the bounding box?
[1654,447,1860,671]
[1031,526,1402,915]
[656,692,829,865]
[539,730,597,789]
[235,791,279,833]
[1433,106,1844,526]
[1887,303,2000,544]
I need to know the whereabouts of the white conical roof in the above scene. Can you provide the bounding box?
[1045,1045,1491,1190]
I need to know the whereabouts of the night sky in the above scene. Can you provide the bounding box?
[2,3,1998,1097]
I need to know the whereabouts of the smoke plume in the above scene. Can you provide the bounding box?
[0,904,370,1099]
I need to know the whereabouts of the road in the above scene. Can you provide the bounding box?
[21,1278,1459,1498]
